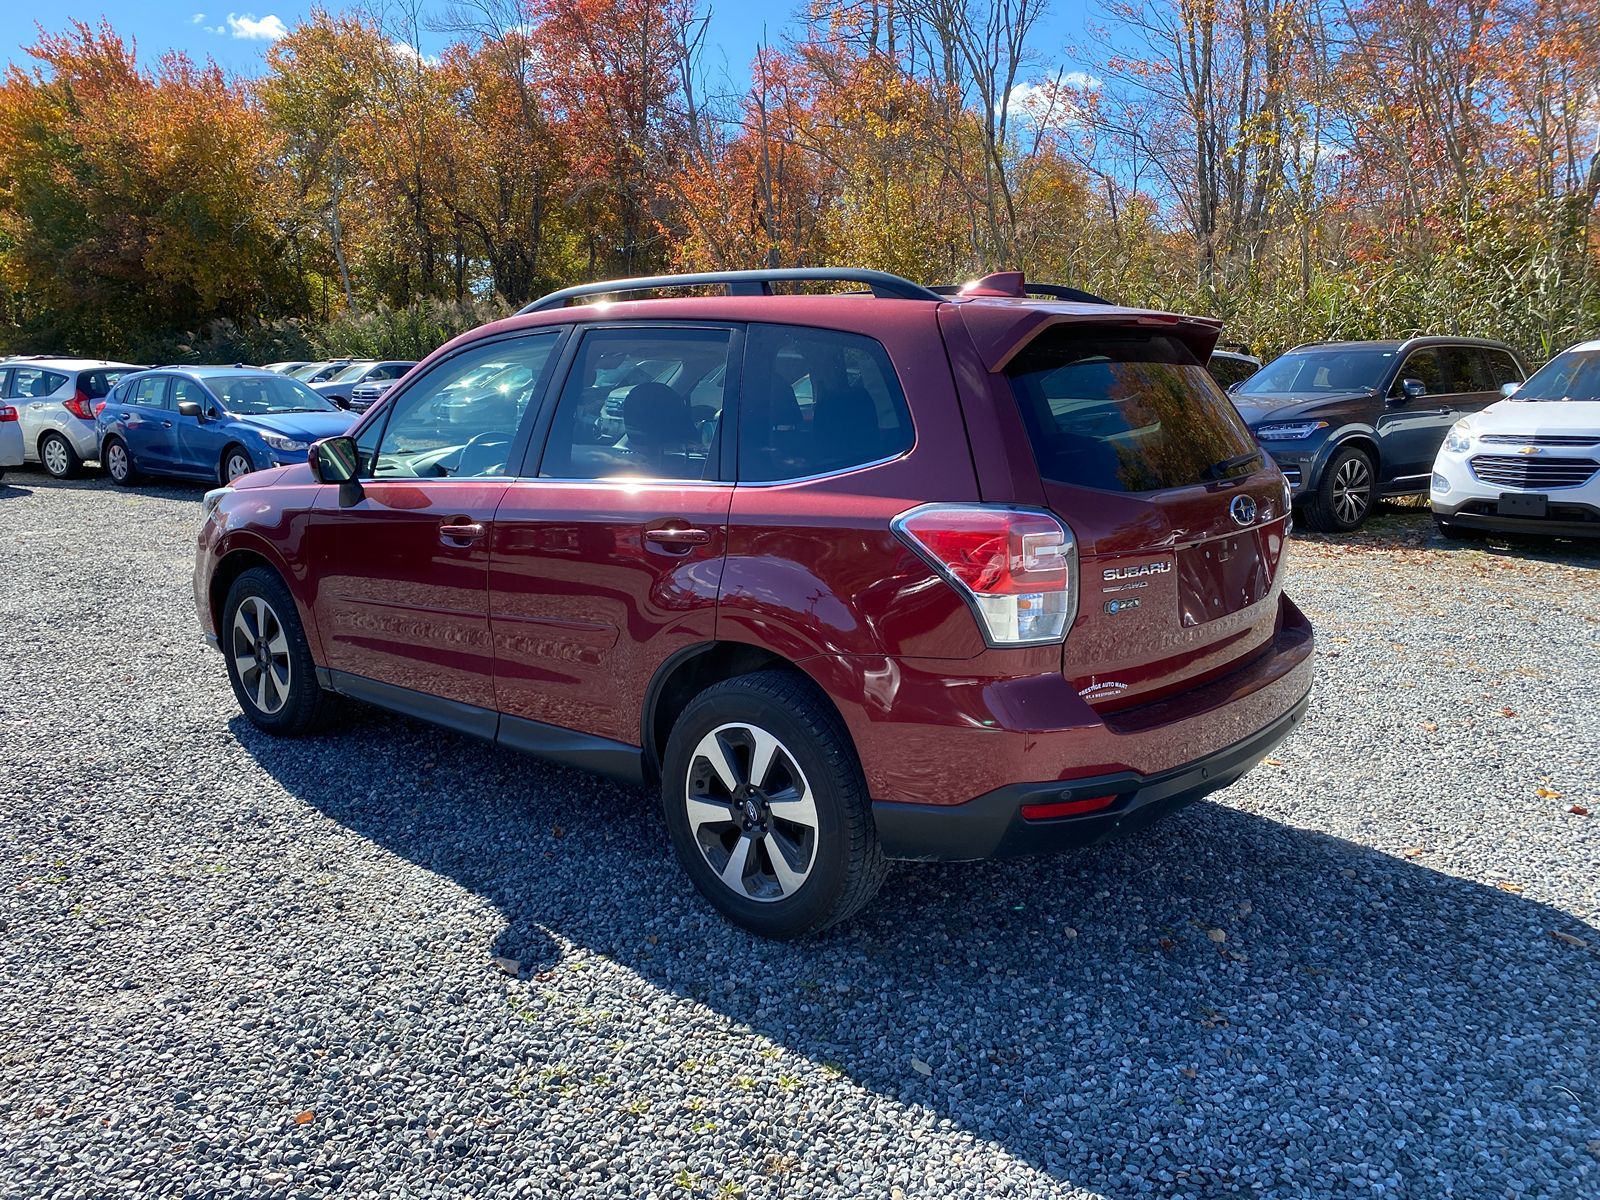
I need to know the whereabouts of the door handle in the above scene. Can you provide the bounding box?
[645,526,712,548]
[161,420,173,428]
[439,520,485,545]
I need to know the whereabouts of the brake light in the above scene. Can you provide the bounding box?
[892,503,1078,645]
[0,405,16,423]
[63,390,95,420]
[93,400,107,416]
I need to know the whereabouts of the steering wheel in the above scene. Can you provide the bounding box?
[454,430,514,478]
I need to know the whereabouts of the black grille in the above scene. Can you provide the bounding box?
[1478,433,1599,447]
[1469,454,1599,489]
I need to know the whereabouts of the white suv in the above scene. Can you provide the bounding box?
[1431,339,1600,539]
[1,357,141,478]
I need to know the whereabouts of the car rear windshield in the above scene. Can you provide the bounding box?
[1007,327,1261,492]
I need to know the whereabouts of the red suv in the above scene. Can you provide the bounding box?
[194,269,1313,938]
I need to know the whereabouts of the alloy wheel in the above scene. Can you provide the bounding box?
[106,442,129,482]
[42,436,70,477]
[1331,456,1372,526]
[230,595,292,715]
[684,722,819,902]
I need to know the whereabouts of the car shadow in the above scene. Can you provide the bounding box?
[231,709,1600,1193]
[1296,501,1600,565]
[0,466,212,503]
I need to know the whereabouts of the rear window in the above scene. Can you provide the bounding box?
[1007,328,1260,493]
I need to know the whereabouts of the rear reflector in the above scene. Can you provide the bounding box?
[0,405,16,423]
[1020,795,1116,821]
[892,503,1078,645]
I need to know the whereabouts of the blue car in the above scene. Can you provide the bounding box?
[97,367,357,486]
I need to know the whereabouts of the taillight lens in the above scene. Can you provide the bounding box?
[892,503,1078,645]
[0,405,16,423]
[63,390,95,420]
[93,400,107,416]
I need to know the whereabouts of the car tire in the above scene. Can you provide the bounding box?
[103,437,138,486]
[1305,444,1376,532]
[39,432,82,479]
[661,669,887,939]
[221,445,255,484]
[1433,515,1486,541]
[222,566,338,736]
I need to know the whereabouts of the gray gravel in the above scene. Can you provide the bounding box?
[1,472,1597,1200]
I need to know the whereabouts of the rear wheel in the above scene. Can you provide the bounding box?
[221,445,255,484]
[104,437,137,486]
[661,670,886,939]
[39,432,81,479]
[1306,445,1376,532]
[222,567,337,735]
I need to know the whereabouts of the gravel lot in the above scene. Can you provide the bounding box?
[2,471,1597,1200]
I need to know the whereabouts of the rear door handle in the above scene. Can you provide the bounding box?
[439,520,485,545]
[645,526,712,548]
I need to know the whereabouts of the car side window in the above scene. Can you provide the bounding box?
[1438,347,1487,394]
[1483,349,1524,388]
[131,375,171,409]
[539,327,731,481]
[8,368,66,399]
[171,378,211,410]
[739,324,913,482]
[1395,349,1443,395]
[366,332,559,479]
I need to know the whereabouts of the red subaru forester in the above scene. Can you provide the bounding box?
[194,269,1313,938]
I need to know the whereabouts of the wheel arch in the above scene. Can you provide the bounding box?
[641,641,853,787]
[208,535,322,661]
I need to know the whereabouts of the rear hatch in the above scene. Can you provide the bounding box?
[1003,324,1290,711]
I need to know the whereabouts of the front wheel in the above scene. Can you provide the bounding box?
[222,567,337,735]
[40,432,81,479]
[221,445,256,484]
[103,437,137,486]
[661,670,886,939]
[1305,445,1376,532]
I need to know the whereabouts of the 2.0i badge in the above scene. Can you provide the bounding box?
[1105,597,1141,615]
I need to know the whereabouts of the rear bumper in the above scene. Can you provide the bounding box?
[873,687,1309,860]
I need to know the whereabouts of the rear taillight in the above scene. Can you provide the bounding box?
[63,390,94,420]
[892,503,1078,646]
[93,400,107,416]
[0,405,16,423]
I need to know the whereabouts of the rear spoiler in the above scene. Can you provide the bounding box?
[933,272,1112,306]
[956,304,1223,373]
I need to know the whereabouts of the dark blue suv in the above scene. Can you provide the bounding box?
[98,367,356,486]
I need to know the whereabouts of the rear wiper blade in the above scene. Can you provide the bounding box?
[1202,450,1262,480]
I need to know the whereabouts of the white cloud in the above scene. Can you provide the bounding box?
[191,13,206,23]
[1007,75,1103,130]
[224,13,288,40]
[387,40,439,67]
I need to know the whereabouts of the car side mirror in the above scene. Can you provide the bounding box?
[1388,377,1426,406]
[311,435,365,505]
[176,400,203,420]
[1500,381,1520,398]
[1226,381,1242,394]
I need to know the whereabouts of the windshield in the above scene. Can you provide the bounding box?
[1513,348,1600,402]
[1237,347,1396,395]
[327,361,375,384]
[207,374,338,415]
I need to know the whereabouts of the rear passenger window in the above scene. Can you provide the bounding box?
[7,368,67,399]
[739,325,912,482]
[1483,349,1524,388]
[540,327,731,481]
[131,376,169,408]
[1439,347,1488,393]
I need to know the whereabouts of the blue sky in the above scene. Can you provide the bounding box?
[1,2,1098,96]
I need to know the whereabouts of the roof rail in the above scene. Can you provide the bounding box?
[519,268,944,314]
[932,272,1112,306]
